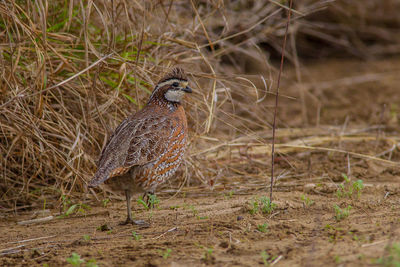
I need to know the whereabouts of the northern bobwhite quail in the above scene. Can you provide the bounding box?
[88,67,192,224]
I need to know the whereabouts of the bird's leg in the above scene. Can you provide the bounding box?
[120,190,134,225]
[119,190,149,226]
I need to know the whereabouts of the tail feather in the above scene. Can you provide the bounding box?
[88,170,109,188]
[88,166,130,188]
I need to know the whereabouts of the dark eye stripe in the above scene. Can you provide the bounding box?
[172,82,179,87]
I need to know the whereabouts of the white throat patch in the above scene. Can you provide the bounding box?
[165,89,185,103]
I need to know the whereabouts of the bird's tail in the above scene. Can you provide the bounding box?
[88,166,129,188]
[88,170,107,188]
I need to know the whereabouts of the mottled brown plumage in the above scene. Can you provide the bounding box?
[88,67,192,224]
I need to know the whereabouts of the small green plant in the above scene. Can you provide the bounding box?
[85,259,98,267]
[83,235,90,241]
[349,231,360,241]
[224,191,234,199]
[137,197,149,210]
[102,198,110,207]
[132,231,141,241]
[352,179,364,198]
[336,184,347,198]
[203,247,214,261]
[67,253,84,267]
[61,195,72,211]
[185,205,207,219]
[342,173,350,183]
[161,248,172,259]
[257,223,269,233]
[261,251,269,266]
[137,194,160,210]
[260,197,276,214]
[148,194,160,208]
[260,251,276,266]
[300,194,314,207]
[249,198,260,215]
[336,174,364,199]
[334,205,352,221]
[184,204,198,217]
[60,195,90,217]
[71,204,90,215]
[375,242,400,266]
[190,205,198,216]
[249,196,276,215]
[195,244,215,263]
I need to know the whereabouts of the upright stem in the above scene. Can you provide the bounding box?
[270,0,293,201]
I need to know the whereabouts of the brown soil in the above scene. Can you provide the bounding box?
[1,58,400,266]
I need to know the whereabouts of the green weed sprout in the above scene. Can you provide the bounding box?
[260,197,276,214]
[60,195,90,217]
[336,174,364,199]
[257,223,269,233]
[83,235,90,241]
[203,247,214,262]
[300,194,314,207]
[102,198,110,207]
[352,180,364,198]
[132,231,141,241]
[261,251,276,266]
[249,199,260,215]
[137,194,160,210]
[162,248,172,259]
[85,259,98,267]
[249,196,276,215]
[375,242,400,266]
[334,205,352,221]
[67,253,84,267]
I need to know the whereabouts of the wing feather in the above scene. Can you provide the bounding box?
[89,113,174,187]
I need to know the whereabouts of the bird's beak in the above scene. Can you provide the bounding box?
[182,86,192,93]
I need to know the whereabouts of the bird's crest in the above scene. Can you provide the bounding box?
[157,67,187,84]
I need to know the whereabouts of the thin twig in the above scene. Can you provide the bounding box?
[271,255,283,266]
[190,0,214,51]
[0,245,25,255]
[270,0,293,200]
[5,235,56,245]
[0,245,59,256]
[17,215,54,225]
[361,239,389,248]
[153,227,178,239]
[134,6,145,108]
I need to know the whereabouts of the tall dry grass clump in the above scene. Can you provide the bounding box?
[1,0,399,211]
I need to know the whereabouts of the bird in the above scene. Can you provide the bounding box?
[88,67,192,225]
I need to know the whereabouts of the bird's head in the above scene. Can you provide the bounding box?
[149,67,192,104]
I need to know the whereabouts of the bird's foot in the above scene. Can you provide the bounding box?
[119,218,135,225]
[119,218,149,226]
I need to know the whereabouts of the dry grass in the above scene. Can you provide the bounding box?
[1,0,400,211]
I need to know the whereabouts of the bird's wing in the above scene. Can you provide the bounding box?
[89,114,175,187]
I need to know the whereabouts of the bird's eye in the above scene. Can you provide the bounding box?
[172,82,179,87]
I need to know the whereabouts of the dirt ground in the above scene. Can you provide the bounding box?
[1,58,400,266]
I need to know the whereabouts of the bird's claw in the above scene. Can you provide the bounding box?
[119,218,148,226]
